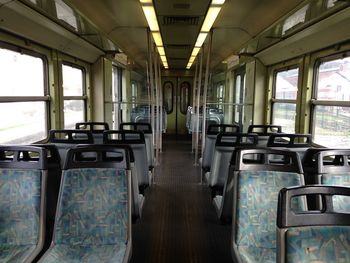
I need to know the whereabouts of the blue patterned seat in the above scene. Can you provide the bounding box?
[119,122,155,171]
[232,148,304,263]
[316,150,350,212]
[104,130,149,194]
[0,146,47,263]
[75,122,110,144]
[277,185,350,263]
[47,129,94,168]
[247,125,282,146]
[39,146,131,263]
[267,133,312,160]
[211,134,258,222]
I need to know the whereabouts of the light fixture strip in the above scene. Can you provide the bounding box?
[140,1,168,68]
[186,0,225,69]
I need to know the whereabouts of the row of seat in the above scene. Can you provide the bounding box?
[0,144,132,263]
[222,147,350,262]
[0,121,155,262]
[200,124,350,262]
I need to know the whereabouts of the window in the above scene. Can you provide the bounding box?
[112,66,122,129]
[0,46,48,144]
[180,81,190,114]
[272,68,299,133]
[163,81,173,114]
[55,0,78,31]
[312,55,350,148]
[62,64,86,129]
[282,5,309,35]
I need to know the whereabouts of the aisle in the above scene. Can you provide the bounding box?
[130,135,232,263]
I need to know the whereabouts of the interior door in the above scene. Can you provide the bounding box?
[162,77,192,134]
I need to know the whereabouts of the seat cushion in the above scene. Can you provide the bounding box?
[0,245,36,263]
[234,170,303,262]
[41,244,127,263]
[322,173,350,212]
[286,226,350,263]
[54,168,128,246]
[237,245,275,263]
[0,169,41,245]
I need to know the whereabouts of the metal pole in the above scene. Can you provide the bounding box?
[148,31,155,151]
[192,58,199,153]
[201,31,213,156]
[154,47,160,165]
[194,50,203,166]
[158,56,163,153]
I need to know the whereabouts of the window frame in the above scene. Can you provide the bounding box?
[271,65,300,133]
[62,61,87,128]
[311,51,350,145]
[0,41,50,143]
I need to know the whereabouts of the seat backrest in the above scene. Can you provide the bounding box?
[301,147,330,184]
[315,150,350,210]
[247,124,282,146]
[0,146,47,263]
[103,130,149,191]
[201,124,240,172]
[47,129,94,168]
[208,133,258,192]
[75,122,109,144]
[277,185,350,263]
[52,145,131,247]
[120,122,154,169]
[232,148,304,263]
[267,133,312,160]
[31,144,61,256]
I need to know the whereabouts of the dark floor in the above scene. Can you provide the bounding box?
[130,135,232,263]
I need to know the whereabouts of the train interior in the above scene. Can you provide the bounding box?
[1,0,350,262]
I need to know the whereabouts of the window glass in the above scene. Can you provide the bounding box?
[64,100,84,129]
[62,64,85,129]
[275,68,299,100]
[180,82,190,114]
[0,48,44,96]
[55,0,78,31]
[327,0,338,8]
[62,64,83,96]
[316,57,350,101]
[272,67,299,133]
[0,102,47,144]
[0,47,47,144]
[282,5,309,35]
[313,105,350,147]
[272,103,296,133]
[163,81,173,114]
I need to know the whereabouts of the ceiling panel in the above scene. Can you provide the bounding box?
[65,0,307,70]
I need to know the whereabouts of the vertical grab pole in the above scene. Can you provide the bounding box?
[192,59,199,153]
[194,50,203,166]
[158,56,163,153]
[148,31,155,155]
[154,47,160,166]
[201,31,213,157]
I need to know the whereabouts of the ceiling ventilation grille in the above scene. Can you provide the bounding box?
[162,16,199,26]
[166,44,192,49]
[173,3,191,9]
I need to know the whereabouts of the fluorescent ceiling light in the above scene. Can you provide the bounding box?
[212,0,225,5]
[140,0,152,3]
[191,47,200,57]
[201,6,221,32]
[141,5,159,31]
[195,32,208,47]
[157,46,165,56]
[189,56,196,63]
[152,32,163,46]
